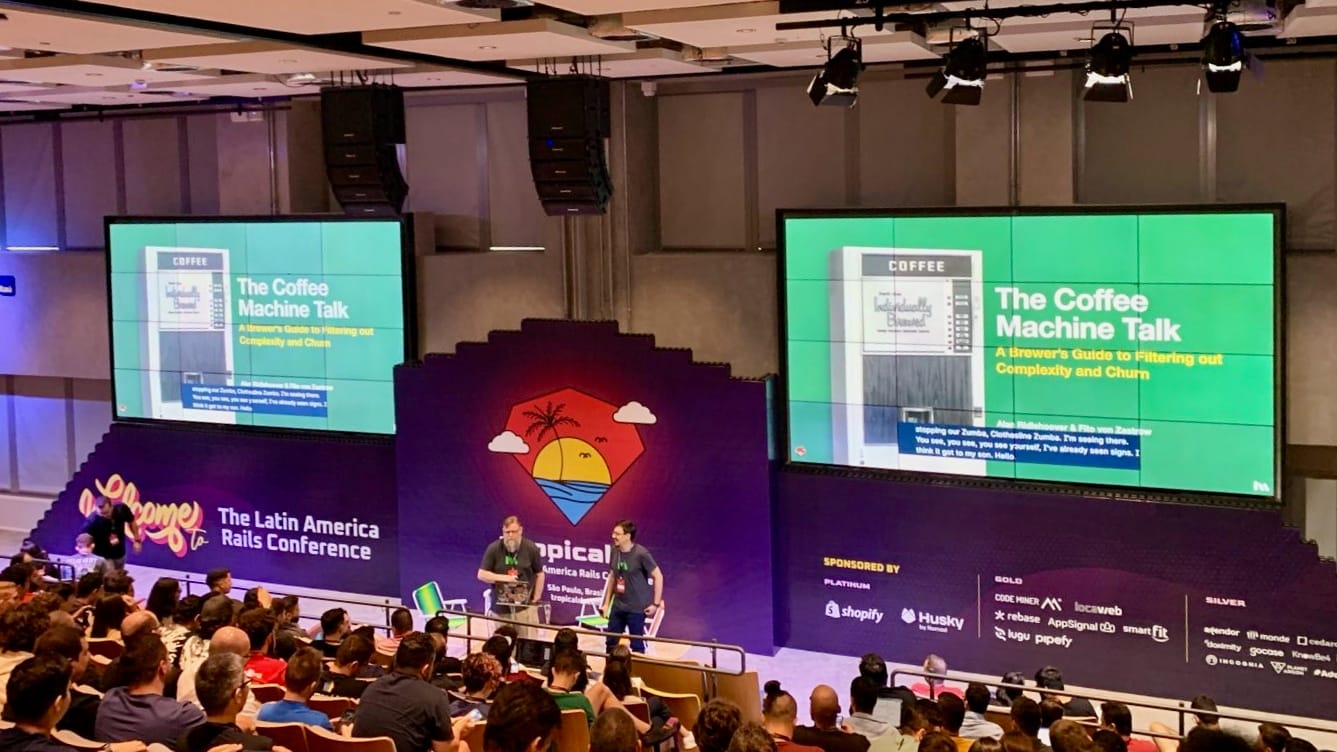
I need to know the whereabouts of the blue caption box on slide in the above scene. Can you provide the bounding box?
[896,422,1141,470]
[182,384,329,418]
[0,275,14,297]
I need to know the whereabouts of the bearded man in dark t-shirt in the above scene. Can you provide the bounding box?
[81,497,141,571]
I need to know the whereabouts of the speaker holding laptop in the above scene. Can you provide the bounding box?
[321,85,407,217]
[526,77,612,216]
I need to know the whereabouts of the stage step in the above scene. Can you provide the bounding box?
[0,492,55,544]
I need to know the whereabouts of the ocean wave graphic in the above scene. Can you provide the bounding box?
[535,478,610,524]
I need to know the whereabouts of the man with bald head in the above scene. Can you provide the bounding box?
[177,626,250,706]
[123,610,160,639]
[794,685,871,752]
[763,682,823,752]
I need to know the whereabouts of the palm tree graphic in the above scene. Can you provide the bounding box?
[523,401,581,480]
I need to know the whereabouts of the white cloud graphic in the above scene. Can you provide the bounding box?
[613,401,657,425]
[487,430,530,454]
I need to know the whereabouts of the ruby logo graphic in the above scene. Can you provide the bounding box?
[489,387,654,525]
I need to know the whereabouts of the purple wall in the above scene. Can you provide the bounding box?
[776,471,1337,718]
[30,423,399,595]
[394,320,777,654]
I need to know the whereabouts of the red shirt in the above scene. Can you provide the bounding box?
[245,652,288,686]
[1126,738,1158,752]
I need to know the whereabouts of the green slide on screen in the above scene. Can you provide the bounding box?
[781,210,1277,498]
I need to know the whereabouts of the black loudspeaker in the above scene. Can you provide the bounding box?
[321,85,407,217]
[526,77,612,216]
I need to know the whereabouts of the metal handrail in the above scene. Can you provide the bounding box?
[890,668,1337,737]
[440,608,748,675]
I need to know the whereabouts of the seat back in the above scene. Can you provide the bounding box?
[309,694,354,720]
[256,721,312,752]
[712,671,762,722]
[370,650,394,668]
[985,710,1014,734]
[632,660,706,698]
[465,721,487,752]
[641,687,702,733]
[87,638,123,660]
[250,683,286,703]
[52,730,107,750]
[624,697,651,724]
[307,725,396,752]
[554,708,591,752]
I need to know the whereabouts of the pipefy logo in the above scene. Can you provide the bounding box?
[1042,597,1063,611]
[488,388,655,525]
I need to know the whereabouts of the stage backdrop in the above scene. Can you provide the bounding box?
[28,423,399,596]
[395,319,776,654]
[777,472,1337,719]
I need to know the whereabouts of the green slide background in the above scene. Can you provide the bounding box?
[783,211,1277,497]
[108,220,406,435]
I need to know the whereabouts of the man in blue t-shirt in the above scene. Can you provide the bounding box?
[604,520,664,653]
[256,648,334,731]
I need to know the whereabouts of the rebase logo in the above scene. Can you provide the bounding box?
[825,601,883,623]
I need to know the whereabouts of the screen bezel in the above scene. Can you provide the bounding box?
[775,203,1286,505]
[103,214,418,439]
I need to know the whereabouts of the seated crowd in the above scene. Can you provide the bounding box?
[0,548,1328,752]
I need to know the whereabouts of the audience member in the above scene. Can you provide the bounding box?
[0,604,49,707]
[1189,697,1219,732]
[846,677,898,751]
[1010,698,1048,752]
[860,655,917,730]
[423,616,463,678]
[916,700,944,734]
[378,607,414,655]
[545,649,595,726]
[994,674,1026,709]
[936,694,972,752]
[1257,724,1291,752]
[1050,721,1095,752]
[970,740,1003,752]
[591,708,640,752]
[95,633,206,746]
[66,534,108,579]
[1,655,143,752]
[1001,731,1038,752]
[242,588,271,612]
[255,647,332,730]
[482,682,561,752]
[793,684,870,752]
[354,633,471,752]
[1039,701,1065,745]
[1091,730,1127,752]
[181,653,272,752]
[482,635,535,686]
[272,631,300,662]
[317,632,375,699]
[273,597,303,641]
[32,625,99,741]
[1,562,38,603]
[762,681,823,752]
[175,596,235,702]
[103,571,135,600]
[910,657,963,700]
[206,569,232,598]
[921,732,961,752]
[1100,703,1155,752]
[91,596,128,640]
[161,596,203,666]
[960,684,1003,741]
[448,652,503,719]
[696,698,744,752]
[1183,731,1253,752]
[238,609,285,685]
[311,609,349,659]
[1036,668,1096,719]
[593,657,670,739]
[122,610,160,640]
[145,579,180,628]
[733,723,781,752]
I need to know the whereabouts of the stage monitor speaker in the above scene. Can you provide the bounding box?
[321,85,407,215]
[526,77,612,216]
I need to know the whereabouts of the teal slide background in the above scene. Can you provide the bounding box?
[782,210,1278,497]
[109,220,406,435]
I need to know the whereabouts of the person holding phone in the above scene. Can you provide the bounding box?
[604,520,663,654]
[477,516,545,634]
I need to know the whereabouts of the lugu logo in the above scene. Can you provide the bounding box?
[489,388,654,525]
[77,474,206,558]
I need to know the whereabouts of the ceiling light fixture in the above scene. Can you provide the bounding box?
[806,34,862,108]
[926,31,986,105]
[1201,16,1245,92]
[1084,22,1134,102]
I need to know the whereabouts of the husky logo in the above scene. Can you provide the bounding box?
[826,601,841,619]
[901,608,916,625]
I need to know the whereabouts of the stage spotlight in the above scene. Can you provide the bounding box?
[926,36,986,105]
[1084,29,1133,102]
[1201,19,1244,92]
[808,36,862,107]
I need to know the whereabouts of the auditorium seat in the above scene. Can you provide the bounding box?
[632,659,707,698]
[641,685,702,732]
[309,694,354,720]
[464,720,487,752]
[985,711,1013,733]
[87,637,123,660]
[257,721,312,752]
[370,650,394,668]
[54,730,114,750]
[307,726,394,752]
[712,671,762,722]
[554,709,591,752]
[250,683,286,703]
[625,697,651,724]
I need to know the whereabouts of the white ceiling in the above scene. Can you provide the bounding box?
[0,0,1321,113]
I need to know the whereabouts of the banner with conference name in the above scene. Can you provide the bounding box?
[394,320,776,654]
[777,471,1337,719]
[30,423,399,595]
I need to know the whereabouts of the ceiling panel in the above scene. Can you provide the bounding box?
[364,19,635,61]
[542,0,755,16]
[509,48,717,77]
[0,100,70,112]
[1282,0,1337,37]
[389,66,523,87]
[0,5,234,54]
[624,2,886,48]
[103,0,498,35]
[142,73,320,98]
[731,32,939,66]
[145,41,409,75]
[989,10,1206,52]
[0,56,217,87]
[13,87,207,105]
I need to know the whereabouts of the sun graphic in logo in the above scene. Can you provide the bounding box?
[488,388,655,525]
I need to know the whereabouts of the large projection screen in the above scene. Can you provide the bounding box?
[780,206,1282,500]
